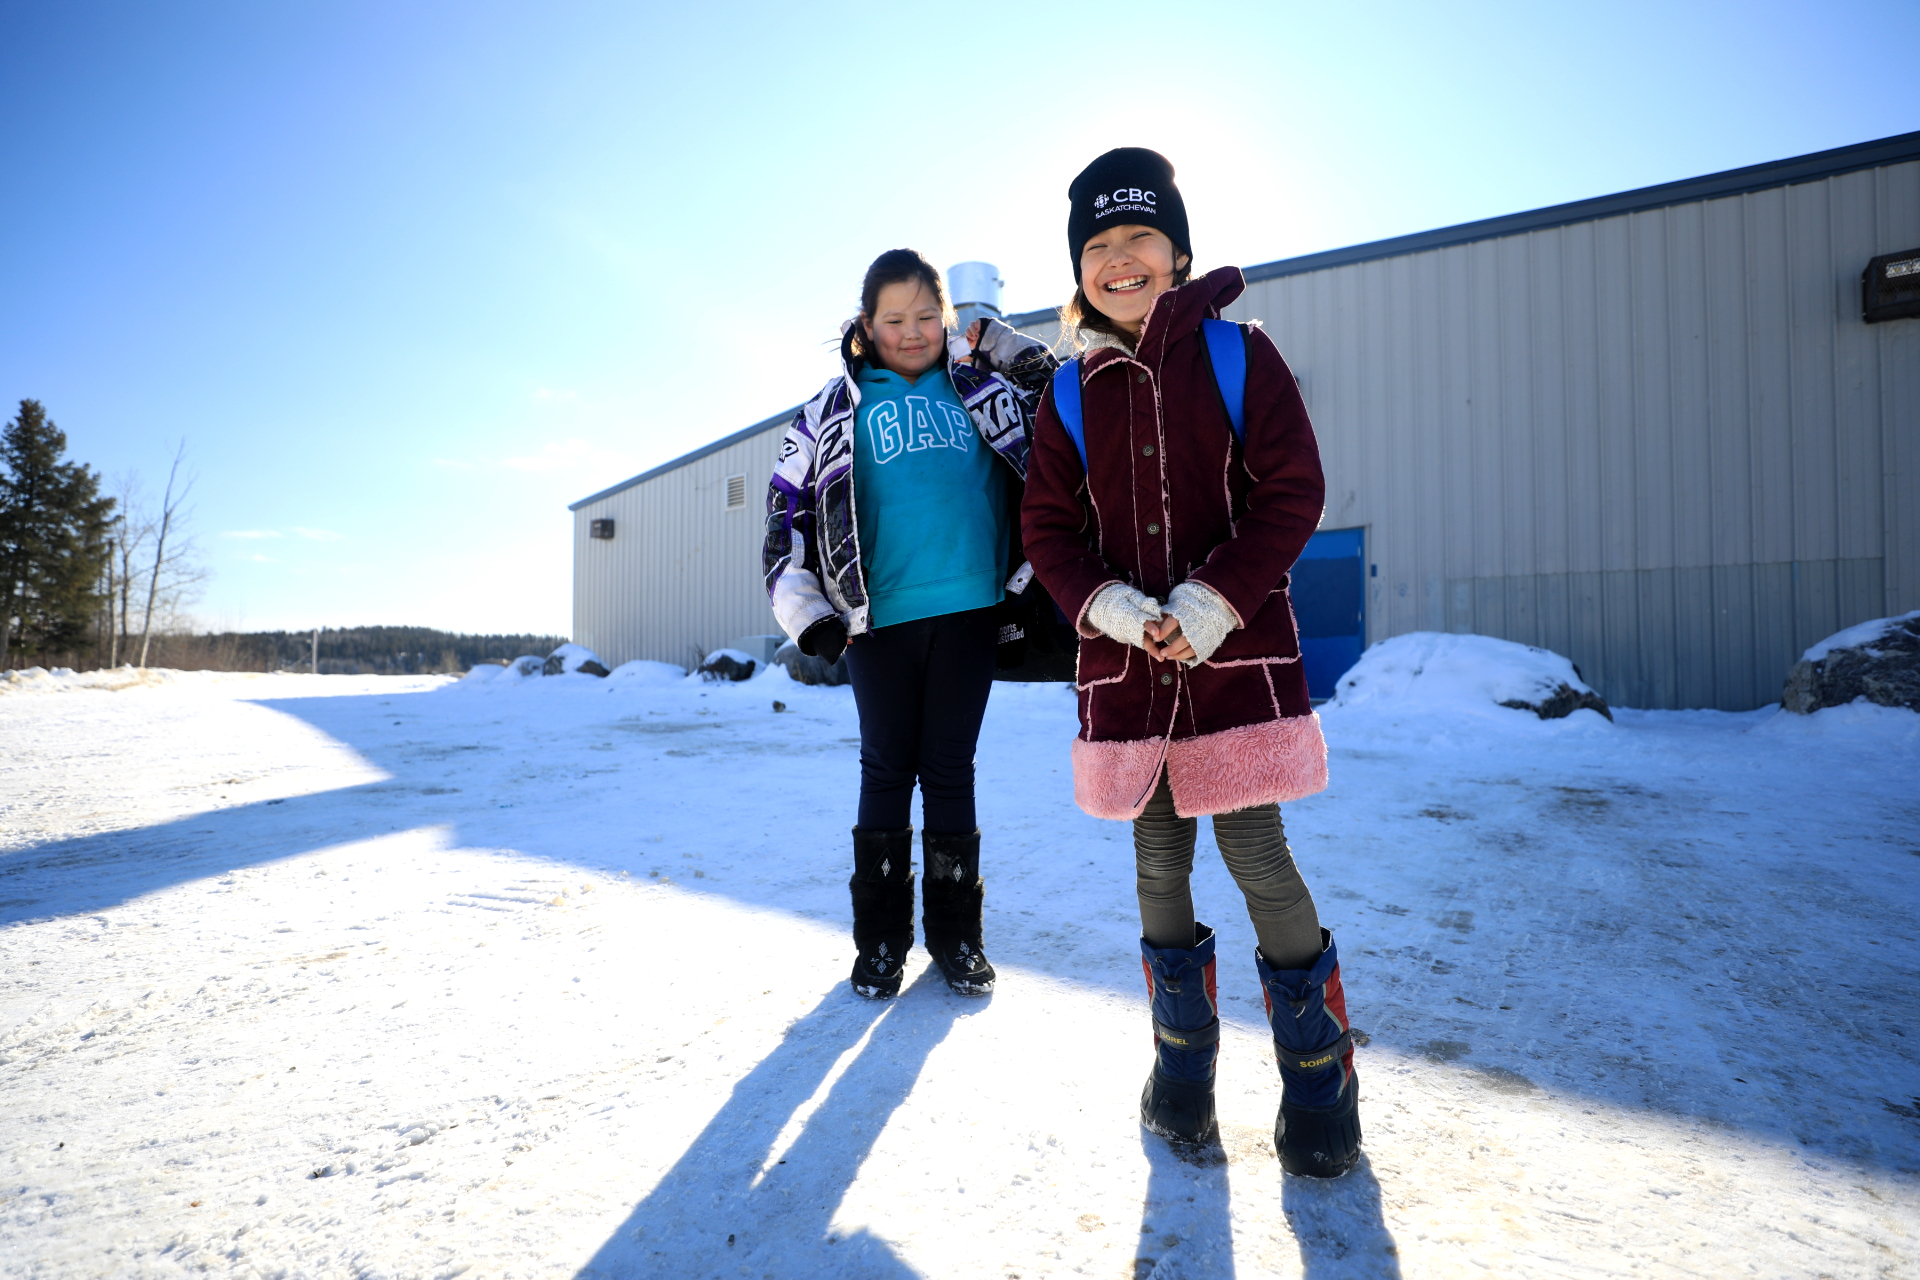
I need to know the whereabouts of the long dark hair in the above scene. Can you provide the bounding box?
[1060,260,1193,350]
[844,248,955,369]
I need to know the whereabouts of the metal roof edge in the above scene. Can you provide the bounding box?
[567,406,798,511]
[1006,304,1061,330]
[571,132,1920,514]
[1242,131,1920,284]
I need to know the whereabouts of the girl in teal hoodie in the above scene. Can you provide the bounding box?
[764,248,1056,998]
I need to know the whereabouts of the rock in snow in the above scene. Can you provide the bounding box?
[503,654,546,679]
[1782,610,1920,714]
[1500,682,1613,721]
[772,639,851,687]
[697,648,757,681]
[1332,631,1611,721]
[544,643,611,677]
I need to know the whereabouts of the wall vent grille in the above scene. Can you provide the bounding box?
[1864,248,1920,323]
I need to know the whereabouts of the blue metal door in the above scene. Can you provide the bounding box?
[1289,527,1365,700]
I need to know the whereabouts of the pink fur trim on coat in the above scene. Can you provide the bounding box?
[1165,714,1329,818]
[1071,736,1168,820]
[1071,714,1329,821]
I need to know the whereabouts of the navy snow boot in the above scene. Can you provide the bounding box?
[921,829,995,996]
[1257,928,1363,1178]
[1138,923,1221,1143]
[849,827,914,999]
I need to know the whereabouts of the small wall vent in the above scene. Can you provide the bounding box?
[589,518,615,540]
[1863,248,1920,323]
[725,474,748,510]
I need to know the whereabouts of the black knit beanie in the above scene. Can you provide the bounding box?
[1067,147,1190,283]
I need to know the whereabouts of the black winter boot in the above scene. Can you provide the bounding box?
[921,829,995,996]
[849,827,914,999]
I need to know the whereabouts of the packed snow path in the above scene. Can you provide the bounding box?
[2,666,1916,1279]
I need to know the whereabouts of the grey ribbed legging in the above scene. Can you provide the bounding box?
[1135,773,1323,969]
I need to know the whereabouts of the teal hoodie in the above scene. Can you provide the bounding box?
[851,362,1008,628]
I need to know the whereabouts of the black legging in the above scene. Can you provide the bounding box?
[844,606,998,833]
[1134,773,1323,968]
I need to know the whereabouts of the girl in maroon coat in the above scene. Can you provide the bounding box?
[1022,148,1361,1177]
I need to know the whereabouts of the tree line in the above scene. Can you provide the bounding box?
[200,626,570,675]
[2,399,566,675]
[1,399,204,670]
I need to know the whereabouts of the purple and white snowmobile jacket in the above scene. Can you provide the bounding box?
[762,319,1057,645]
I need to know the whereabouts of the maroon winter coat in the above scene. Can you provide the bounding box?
[1021,266,1329,820]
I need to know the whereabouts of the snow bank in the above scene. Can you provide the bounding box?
[456,646,617,688]
[0,665,202,696]
[1329,632,1609,725]
[1752,696,1920,750]
[452,656,575,689]
[455,653,811,693]
[448,656,701,693]
[1801,609,1920,662]
[607,659,687,685]
[0,666,77,695]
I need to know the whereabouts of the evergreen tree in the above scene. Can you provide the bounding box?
[0,400,116,665]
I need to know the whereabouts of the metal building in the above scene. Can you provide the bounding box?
[572,132,1919,709]
[1234,131,1920,711]
[569,408,792,670]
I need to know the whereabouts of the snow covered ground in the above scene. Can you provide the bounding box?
[2,655,1917,1279]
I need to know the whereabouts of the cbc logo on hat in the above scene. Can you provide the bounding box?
[1094,188,1156,219]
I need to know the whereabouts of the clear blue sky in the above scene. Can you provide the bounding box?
[3,1,1914,636]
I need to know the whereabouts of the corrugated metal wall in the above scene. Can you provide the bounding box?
[1201,158,1916,711]
[571,426,786,669]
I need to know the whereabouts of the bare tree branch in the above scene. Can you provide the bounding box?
[137,443,195,669]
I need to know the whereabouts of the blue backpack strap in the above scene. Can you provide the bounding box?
[1201,317,1246,444]
[1051,358,1086,469]
[1054,330,1237,467]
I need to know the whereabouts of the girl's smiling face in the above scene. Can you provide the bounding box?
[1079,224,1188,335]
[861,279,947,379]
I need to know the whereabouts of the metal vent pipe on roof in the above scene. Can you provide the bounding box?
[947,261,1003,334]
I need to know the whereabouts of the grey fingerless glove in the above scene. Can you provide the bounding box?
[1164,581,1238,667]
[1084,583,1163,650]
[972,317,1037,363]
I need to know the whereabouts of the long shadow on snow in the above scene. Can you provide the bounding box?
[0,747,492,927]
[1133,1133,1238,1280]
[2,684,1405,1267]
[1282,1154,1400,1279]
[7,685,1909,1223]
[1123,1133,1398,1279]
[0,687,768,927]
[577,968,964,1279]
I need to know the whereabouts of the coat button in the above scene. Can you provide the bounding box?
[1136,371,1148,384]
[1146,522,1161,534]
[1160,673,1173,685]
[1142,445,1154,456]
